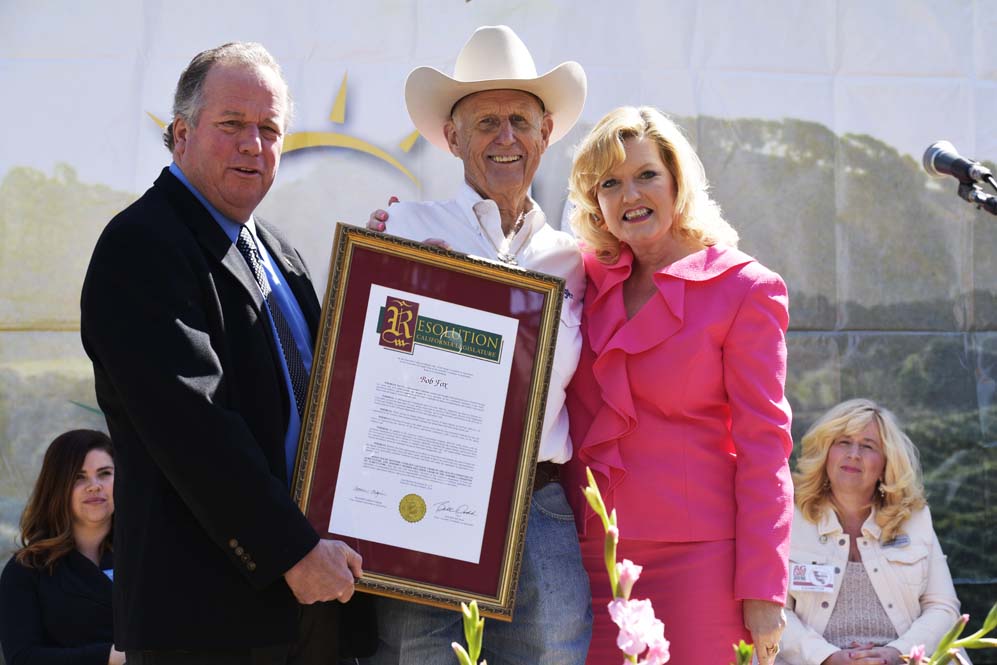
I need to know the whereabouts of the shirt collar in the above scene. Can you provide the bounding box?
[817,505,883,540]
[656,244,754,281]
[457,181,546,234]
[585,244,753,307]
[169,162,256,243]
[861,509,883,540]
[816,508,840,536]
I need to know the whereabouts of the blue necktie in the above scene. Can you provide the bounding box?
[235,226,308,418]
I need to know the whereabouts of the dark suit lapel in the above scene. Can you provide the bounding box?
[154,169,289,425]
[255,219,322,337]
[154,169,266,316]
[220,243,268,314]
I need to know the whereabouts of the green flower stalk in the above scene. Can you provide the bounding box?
[452,600,487,665]
[905,599,997,664]
[731,640,754,665]
[583,467,613,532]
[931,613,968,664]
[583,467,670,665]
[585,468,621,596]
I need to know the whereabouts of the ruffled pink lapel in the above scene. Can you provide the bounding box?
[576,244,755,495]
[661,244,755,281]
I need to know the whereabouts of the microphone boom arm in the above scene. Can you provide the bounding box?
[957,182,997,216]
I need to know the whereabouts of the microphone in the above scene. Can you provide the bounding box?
[923,141,993,184]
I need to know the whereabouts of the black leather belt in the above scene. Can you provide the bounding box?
[533,461,561,490]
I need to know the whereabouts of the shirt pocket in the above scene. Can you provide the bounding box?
[789,549,832,566]
[787,551,835,614]
[881,544,930,591]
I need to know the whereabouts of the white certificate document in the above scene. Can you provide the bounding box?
[328,283,519,563]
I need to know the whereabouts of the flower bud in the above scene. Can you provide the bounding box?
[616,559,643,599]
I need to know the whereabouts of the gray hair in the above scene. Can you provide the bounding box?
[163,42,293,152]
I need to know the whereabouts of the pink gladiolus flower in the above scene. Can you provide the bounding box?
[608,525,620,545]
[641,635,671,665]
[644,620,666,649]
[616,559,643,599]
[908,644,925,664]
[608,598,658,656]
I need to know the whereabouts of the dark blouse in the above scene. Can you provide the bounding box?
[0,549,113,665]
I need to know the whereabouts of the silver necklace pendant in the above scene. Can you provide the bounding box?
[497,252,518,265]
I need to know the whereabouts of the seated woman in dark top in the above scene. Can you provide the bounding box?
[0,429,124,665]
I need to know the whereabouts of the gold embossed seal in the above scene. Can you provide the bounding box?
[399,493,427,523]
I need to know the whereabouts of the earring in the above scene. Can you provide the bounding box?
[878,481,886,496]
[821,478,830,491]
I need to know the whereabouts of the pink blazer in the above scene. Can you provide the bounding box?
[564,244,793,603]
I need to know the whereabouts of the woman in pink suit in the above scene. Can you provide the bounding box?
[564,106,794,665]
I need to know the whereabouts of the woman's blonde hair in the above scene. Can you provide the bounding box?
[795,398,926,543]
[568,106,738,263]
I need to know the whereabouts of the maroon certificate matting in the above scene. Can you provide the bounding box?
[293,224,564,620]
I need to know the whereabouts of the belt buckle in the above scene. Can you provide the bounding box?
[533,461,559,491]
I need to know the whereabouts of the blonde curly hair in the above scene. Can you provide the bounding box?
[568,106,738,263]
[795,398,926,544]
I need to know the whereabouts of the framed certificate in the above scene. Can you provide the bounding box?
[292,224,564,620]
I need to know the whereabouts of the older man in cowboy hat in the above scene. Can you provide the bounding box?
[362,25,592,665]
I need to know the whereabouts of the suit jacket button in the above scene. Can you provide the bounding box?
[247,561,257,572]
[229,539,239,549]
[821,601,829,609]
[235,547,245,556]
[241,553,250,562]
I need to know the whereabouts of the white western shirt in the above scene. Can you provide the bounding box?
[378,183,584,463]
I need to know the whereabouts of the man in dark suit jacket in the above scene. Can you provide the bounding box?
[80,42,372,664]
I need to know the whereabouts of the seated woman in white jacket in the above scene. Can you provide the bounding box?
[779,399,963,665]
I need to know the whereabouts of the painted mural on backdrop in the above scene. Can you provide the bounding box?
[0,69,434,554]
[147,73,422,185]
[3,112,995,646]
[2,2,996,656]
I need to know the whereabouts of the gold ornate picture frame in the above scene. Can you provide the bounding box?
[292,224,563,620]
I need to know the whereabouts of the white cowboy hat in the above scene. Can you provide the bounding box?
[405,25,587,152]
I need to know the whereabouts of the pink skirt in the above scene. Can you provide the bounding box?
[580,535,749,665]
